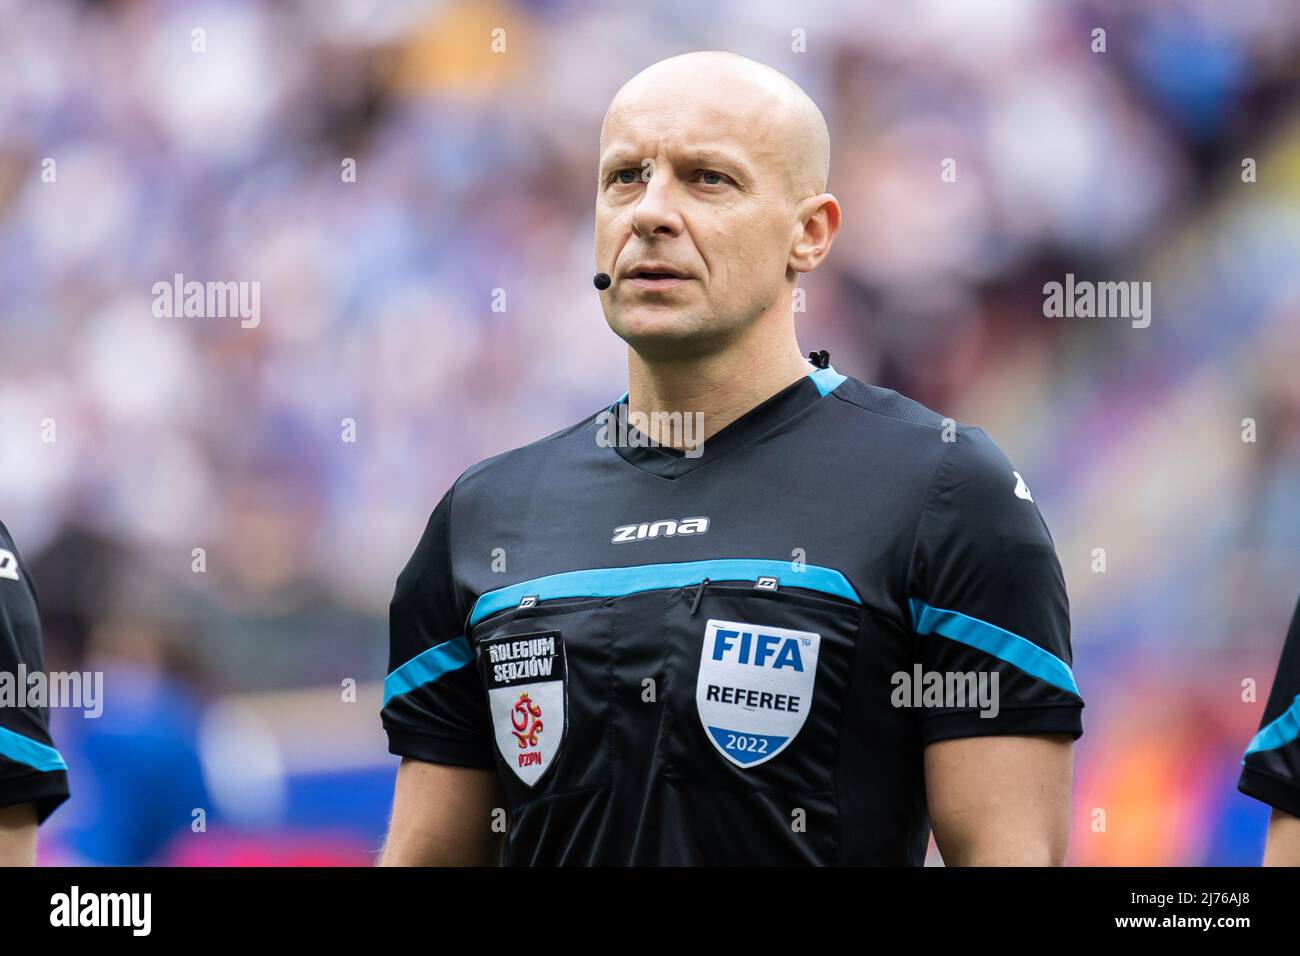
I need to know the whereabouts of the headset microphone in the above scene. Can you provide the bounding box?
[593,273,612,291]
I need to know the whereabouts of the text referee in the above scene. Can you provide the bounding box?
[380,51,1083,865]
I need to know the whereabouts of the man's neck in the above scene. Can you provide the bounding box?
[625,335,817,450]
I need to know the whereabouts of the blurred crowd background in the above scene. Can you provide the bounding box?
[1,0,1298,865]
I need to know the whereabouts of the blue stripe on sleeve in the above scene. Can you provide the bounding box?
[0,726,67,773]
[908,597,1080,697]
[1243,694,1300,759]
[383,636,475,706]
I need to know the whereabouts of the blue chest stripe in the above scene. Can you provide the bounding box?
[469,558,861,627]
[384,559,861,705]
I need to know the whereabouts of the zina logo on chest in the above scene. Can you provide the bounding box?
[611,516,709,544]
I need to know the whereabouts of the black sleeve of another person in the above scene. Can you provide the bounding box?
[1238,593,1300,819]
[0,521,70,823]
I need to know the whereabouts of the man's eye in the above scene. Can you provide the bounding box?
[695,169,732,186]
[611,169,640,185]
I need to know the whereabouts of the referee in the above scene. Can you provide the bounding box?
[1238,592,1300,865]
[380,51,1083,865]
[0,520,69,865]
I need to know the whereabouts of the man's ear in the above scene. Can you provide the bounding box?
[789,193,841,275]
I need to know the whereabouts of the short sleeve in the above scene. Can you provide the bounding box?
[0,522,70,823]
[1238,593,1300,817]
[906,429,1083,745]
[381,485,495,768]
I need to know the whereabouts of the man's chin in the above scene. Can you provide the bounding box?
[608,309,715,356]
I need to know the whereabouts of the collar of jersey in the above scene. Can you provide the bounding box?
[603,364,846,479]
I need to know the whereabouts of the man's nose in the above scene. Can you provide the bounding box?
[630,169,683,238]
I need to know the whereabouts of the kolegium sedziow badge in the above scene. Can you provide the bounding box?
[479,630,568,786]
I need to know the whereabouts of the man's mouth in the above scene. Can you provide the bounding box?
[625,274,690,290]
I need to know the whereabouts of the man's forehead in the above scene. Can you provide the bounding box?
[603,80,779,140]
[599,137,759,169]
[600,96,783,170]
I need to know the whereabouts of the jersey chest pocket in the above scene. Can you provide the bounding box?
[659,580,863,794]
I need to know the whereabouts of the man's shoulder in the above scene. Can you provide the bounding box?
[0,519,34,591]
[452,405,607,494]
[829,376,953,432]
[828,379,1049,543]
[0,519,39,630]
[827,375,1007,474]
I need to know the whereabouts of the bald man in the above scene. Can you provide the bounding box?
[380,51,1082,866]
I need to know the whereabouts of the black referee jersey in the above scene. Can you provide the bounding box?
[382,363,1083,864]
[1239,593,1300,819]
[0,520,69,823]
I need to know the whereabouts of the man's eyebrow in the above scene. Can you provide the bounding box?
[599,147,754,177]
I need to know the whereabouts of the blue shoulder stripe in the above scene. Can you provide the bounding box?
[908,598,1080,697]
